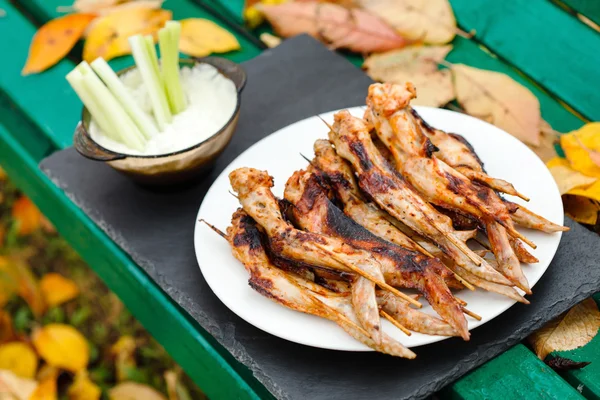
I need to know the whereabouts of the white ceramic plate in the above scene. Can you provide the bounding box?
[194,106,564,351]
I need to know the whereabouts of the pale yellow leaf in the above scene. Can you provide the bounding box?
[546,157,597,195]
[109,382,167,400]
[358,0,456,44]
[111,336,136,382]
[0,343,38,379]
[179,19,240,57]
[363,45,454,107]
[452,64,541,146]
[32,324,89,373]
[68,370,101,400]
[561,123,600,177]
[527,120,559,162]
[40,273,80,307]
[29,366,58,400]
[0,370,37,400]
[260,32,281,48]
[529,298,600,360]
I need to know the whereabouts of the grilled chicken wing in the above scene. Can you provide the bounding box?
[328,110,511,286]
[505,200,569,233]
[227,210,415,357]
[284,169,470,339]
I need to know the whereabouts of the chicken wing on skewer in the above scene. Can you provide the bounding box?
[227,210,416,357]
[328,111,512,286]
[284,169,470,339]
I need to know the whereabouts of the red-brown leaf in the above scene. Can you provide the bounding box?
[257,2,406,53]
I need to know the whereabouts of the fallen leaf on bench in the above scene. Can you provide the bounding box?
[0,342,38,378]
[0,310,15,344]
[358,0,456,44]
[178,19,241,57]
[546,157,597,195]
[32,324,89,372]
[40,273,80,307]
[545,356,591,372]
[84,7,171,62]
[109,382,167,400]
[563,194,600,225]
[452,64,541,146]
[11,196,41,236]
[29,366,58,400]
[68,370,101,400]
[0,256,46,317]
[363,45,454,107]
[74,0,163,15]
[561,123,600,177]
[258,2,407,53]
[527,120,559,162]
[529,298,600,360]
[22,13,97,75]
[0,370,37,400]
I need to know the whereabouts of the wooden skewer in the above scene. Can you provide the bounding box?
[199,219,228,240]
[332,310,372,338]
[503,224,537,249]
[462,307,482,321]
[455,297,467,306]
[313,242,422,308]
[380,310,412,336]
[448,267,475,291]
[441,228,483,266]
[228,190,239,200]
[515,192,530,202]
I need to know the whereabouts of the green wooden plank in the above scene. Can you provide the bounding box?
[0,121,270,400]
[560,0,600,26]
[442,344,585,400]
[449,0,600,122]
[447,37,583,133]
[18,0,262,73]
[547,294,600,400]
[0,0,80,149]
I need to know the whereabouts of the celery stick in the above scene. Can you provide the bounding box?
[159,21,186,114]
[77,62,146,151]
[130,34,172,130]
[66,68,117,141]
[91,58,158,140]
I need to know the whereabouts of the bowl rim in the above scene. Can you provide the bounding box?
[79,58,242,160]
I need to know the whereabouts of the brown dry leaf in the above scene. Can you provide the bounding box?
[258,2,407,53]
[546,157,597,195]
[0,370,37,400]
[40,273,80,307]
[0,342,38,379]
[358,0,456,44]
[29,366,58,400]
[111,336,136,382]
[0,310,15,344]
[68,370,101,400]
[563,195,600,225]
[109,382,168,400]
[32,324,89,373]
[452,64,541,146]
[178,19,241,58]
[22,13,97,75]
[0,256,46,317]
[83,7,172,62]
[363,45,454,107]
[11,196,42,236]
[529,298,600,360]
[561,123,600,177]
[0,257,19,308]
[527,120,559,162]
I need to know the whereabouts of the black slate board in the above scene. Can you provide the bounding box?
[41,36,600,400]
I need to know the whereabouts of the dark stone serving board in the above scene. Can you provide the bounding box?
[41,35,600,400]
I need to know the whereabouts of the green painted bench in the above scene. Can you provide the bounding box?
[0,0,598,398]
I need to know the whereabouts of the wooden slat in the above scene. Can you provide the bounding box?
[449,0,600,122]
[0,0,80,149]
[442,344,585,399]
[560,0,600,26]
[547,294,600,400]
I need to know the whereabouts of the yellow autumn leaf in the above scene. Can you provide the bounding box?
[40,273,80,307]
[561,123,600,177]
[111,336,136,382]
[0,369,37,400]
[244,0,288,29]
[0,310,15,344]
[0,342,38,379]
[358,0,456,44]
[68,370,101,400]
[32,324,89,372]
[0,256,46,317]
[452,64,541,146]
[179,19,241,57]
[83,7,172,62]
[563,195,600,225]
[363,45,454,107]
[546,157,597,195]
[109,382,168,400]
[0,257,19,307]
[29,366,58,400]
[11,196,42,236]
[75,0,164,16]
[529,298,600,360]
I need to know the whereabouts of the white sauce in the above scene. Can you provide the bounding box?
[89,64,237,156]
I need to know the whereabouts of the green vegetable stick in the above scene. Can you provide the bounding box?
[130,35,172,131]
[160,21,186,114]
[91,58,158,140]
